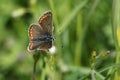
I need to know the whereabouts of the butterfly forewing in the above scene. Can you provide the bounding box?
[28,24,43,41]
[38,11,52,35]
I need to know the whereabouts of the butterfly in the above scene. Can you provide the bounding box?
[28,11,54,52]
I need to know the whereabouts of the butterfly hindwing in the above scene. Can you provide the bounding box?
[38,41,52,50]
[28,41,40,52]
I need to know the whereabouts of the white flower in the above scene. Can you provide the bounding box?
[49,46,56,54]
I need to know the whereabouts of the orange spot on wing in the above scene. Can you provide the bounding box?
[29,27,33,39]
[30,43,33,50]
[39,13,51,23]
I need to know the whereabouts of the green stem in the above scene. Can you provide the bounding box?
[33,59,37,80]
[74,11,82,66]
[32,52,40,80]
[112,0,120,79]
[41,58,46,80]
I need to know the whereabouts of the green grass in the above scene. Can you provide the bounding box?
[112,0,120,80]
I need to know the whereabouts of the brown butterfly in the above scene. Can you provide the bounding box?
[28,11,54,52]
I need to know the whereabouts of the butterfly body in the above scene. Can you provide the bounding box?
[28,11,54,52]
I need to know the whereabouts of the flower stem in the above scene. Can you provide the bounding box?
[32,52,40,80]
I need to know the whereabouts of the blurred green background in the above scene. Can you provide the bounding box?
[0,0,115,80]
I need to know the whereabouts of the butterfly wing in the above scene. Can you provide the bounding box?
[28,41,41,52]
[28,24,43,41]
[28,24,44,51]
[37,41,52,50]
[38,11,52,35]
